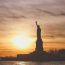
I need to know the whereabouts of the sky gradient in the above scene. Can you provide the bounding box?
[0,0,65,57]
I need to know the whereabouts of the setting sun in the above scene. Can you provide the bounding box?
[11,35,33,49]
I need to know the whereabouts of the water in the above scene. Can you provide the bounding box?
[0,61,65,65]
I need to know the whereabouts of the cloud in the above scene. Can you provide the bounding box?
[43,21,65,38]
[36,9,65,16]
[0,0,65,38]
[0,0,65,18]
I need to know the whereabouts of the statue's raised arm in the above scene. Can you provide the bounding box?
[36,21,38,26]
[36,21,39,27]
[36,21,41,32]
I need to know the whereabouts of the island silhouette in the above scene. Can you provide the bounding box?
[16,21,65,61]
[0,21,65,61]
[17,21,46,61]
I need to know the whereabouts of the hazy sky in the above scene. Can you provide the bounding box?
[0,0,65,56]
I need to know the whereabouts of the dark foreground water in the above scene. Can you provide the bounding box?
[0,61,65,65]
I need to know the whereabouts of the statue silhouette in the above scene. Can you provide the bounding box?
[35,21,43,53]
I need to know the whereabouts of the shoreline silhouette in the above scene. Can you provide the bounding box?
[0,22,65,61]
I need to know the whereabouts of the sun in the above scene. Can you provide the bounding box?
[11,35,33,49]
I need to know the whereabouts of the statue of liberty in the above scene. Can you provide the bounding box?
[35,21,43,53]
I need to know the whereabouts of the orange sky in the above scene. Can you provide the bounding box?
[0,0,65,57]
